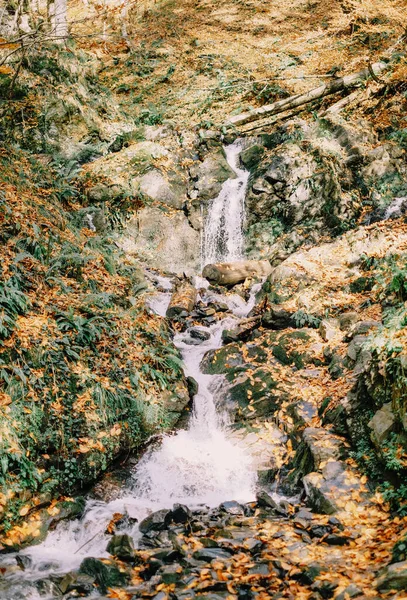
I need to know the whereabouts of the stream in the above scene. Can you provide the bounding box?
[0,139,265,599]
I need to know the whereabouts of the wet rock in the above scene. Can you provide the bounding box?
[187,376,199,398]
[248,562,270,576]
[309,524,332,538]
[190,327,211,341]
[169,504,192,524]
[139,509,172,534]
[256,491,288,516]
[243,538,263,553]
[106,534,135,561]
[59,572,95,595]
[376,560,407,590]
[220,501,245,515]
[79,557,128,594]
[294,563,323,584]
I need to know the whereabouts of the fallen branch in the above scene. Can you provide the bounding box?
[223,61,388,129]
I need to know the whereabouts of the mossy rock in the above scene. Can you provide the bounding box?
[349,276,374,294]
[201,343,267,375]
[200,344,244,375]
[270,329,321,369]
[229,367,282,419]
[79,557,129,593]
[240,144,265,171]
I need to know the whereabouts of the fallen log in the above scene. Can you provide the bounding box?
[166,283,197,318]
[202,260,272,286]
[223,61,388,129]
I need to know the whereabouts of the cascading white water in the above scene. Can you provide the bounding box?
[202,139,250,265]
[0,142,257,598]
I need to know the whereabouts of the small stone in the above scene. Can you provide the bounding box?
[248,563,270,576]
[309,524,332,538]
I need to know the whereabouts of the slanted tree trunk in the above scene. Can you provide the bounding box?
[166,283,197,318]
[223,62,388,129]
[202,260,272,286]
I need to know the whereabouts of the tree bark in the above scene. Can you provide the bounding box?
[202,260,272,286]
[223,61,388,129]
[166,283,197,318]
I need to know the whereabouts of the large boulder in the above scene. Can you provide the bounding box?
[139,170,184,209]
[190,149,236,201]
[120,207,200,273]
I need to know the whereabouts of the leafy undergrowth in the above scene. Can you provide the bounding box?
[0,145,185,533]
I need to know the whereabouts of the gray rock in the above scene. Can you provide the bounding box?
[139,170,184,210]
[139,509,172,534]
[339,312,359,331]
[220,501,245,515]
[319,318,340,342]
[189,327,211,341]
[376,560,407,591]
[347,335,367,361]
[368,403,396,446]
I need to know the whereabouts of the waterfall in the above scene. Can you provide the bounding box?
[0,142,257,598]
[202,139,249,266]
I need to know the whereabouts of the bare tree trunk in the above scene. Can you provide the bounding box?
[223,62,388,129]
[166,283,197,318]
